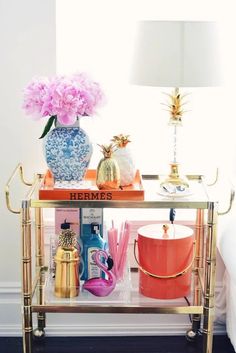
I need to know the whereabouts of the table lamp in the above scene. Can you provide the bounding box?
[131,21,222,194]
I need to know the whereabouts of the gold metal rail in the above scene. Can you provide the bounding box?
[205,168,235,215]
[32,266,48,298]
[206,168,219,187]
[5,163,33,214]
[31,304,203,315]
[218,187,235,216]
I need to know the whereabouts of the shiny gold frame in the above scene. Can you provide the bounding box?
[5,165,235,353]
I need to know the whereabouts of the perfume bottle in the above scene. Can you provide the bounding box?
[82,222,106,281]
[54,220,79,298]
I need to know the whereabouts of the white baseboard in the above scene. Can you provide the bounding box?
[0,321,226,337]
[0,325,22,337]
[34,322,227,337]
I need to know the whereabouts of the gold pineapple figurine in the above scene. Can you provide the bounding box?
[96,144,120,190]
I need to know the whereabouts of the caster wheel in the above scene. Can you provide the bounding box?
[33,328,45,340]
[186,329,198,342]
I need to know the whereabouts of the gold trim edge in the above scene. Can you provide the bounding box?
[32,305,203,314]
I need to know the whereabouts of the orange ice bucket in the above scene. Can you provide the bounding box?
[136,224,194,299]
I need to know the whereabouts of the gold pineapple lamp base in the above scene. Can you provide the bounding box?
[160,163,189,193]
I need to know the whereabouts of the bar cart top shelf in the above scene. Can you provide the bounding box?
[29,172,214,210]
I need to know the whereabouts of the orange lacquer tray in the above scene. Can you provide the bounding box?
[39,169,144,201]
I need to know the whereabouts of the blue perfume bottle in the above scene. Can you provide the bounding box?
[81,222,106,281]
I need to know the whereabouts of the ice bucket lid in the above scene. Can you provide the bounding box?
[138,224,193,240]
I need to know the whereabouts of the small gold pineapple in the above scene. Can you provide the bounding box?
[111,134,131,148]
[96,144,120,190]
[98,143,116,158]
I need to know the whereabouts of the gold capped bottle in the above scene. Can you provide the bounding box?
[54,220,79,298]
[96,144,120,190]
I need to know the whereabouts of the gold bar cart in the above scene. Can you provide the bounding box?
[5,164,235,353]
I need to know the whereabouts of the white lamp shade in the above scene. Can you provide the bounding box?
[131,21,222,87]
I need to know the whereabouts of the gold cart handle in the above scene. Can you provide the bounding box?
[206,168,219,187]
[218,187,235,216]
[5,163,33,214]
[206,168,235,215]
[134,239,196,279]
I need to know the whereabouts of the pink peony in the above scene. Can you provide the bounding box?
[22,77,51,120]
[22,73,106,135]
[46,76,81,125]
[71,73,106,116]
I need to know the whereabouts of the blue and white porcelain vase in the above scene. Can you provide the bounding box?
[44,119,93,182]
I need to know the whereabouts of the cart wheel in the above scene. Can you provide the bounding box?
[185,329,198,342]
[33,328,45,340]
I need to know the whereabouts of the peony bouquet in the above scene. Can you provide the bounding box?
[22,73,105,138]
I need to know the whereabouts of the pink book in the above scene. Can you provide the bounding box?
[55,208,80,236]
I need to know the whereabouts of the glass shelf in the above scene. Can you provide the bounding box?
[32,270,203,315]
[30,174,213,210]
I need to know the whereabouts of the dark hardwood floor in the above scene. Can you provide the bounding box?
[0,335,235,353]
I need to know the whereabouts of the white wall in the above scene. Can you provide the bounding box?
[0,0,56,332]
[56,0,236,179]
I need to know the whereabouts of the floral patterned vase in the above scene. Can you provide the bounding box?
[44,119,93,182]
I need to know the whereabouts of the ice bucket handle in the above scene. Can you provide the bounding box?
[134,239,196,279]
